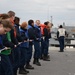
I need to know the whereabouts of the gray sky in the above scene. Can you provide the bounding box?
[0,0,75,27]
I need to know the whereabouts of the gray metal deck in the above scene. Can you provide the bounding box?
[18,47,75,75]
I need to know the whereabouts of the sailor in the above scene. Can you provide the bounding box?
[33,20,41,66]
[57,25,67,52]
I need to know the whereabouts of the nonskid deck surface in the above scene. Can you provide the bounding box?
[18,47,75,75]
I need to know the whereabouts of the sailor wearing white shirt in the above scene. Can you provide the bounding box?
[57,25,67,52]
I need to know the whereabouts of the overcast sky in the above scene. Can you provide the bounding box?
[0,0,75,27]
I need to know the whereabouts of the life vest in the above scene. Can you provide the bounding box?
[40,24,46,36]
[58,28,66,37]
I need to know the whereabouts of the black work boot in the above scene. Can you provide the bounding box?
[58,50,64,52]
[24,68,29,73]
[19,68,27,74]
[43,55,50,61]
[33,58,41,66]
[26,63,34,69]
